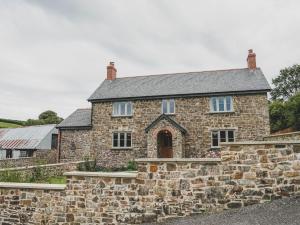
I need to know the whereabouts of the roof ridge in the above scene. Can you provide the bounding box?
[76,108,91,110]
[115,67,259,79]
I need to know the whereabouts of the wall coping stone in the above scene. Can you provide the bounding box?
[264,131,300,138]
[0,161,85,172]
[135,158,221,163]
[64,171,138,178]
[0,182,66,190]
[221,140,300,145]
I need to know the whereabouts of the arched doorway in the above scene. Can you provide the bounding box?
[157,130,173,158]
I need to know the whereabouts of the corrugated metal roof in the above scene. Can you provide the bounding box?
[0,124,57,150]
[88,68,271,101]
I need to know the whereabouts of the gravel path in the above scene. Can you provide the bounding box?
[145,197,300,225]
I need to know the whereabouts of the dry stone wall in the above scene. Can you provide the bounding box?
[1,141,299,225]
[0,149,58,168]
[264,131,300,141]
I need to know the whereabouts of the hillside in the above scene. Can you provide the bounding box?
[0,118,24,128]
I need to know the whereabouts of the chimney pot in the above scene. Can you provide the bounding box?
[107,62,117,80]
[247,49,256,70]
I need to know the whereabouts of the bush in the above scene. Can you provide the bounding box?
[77,157,97,172]
[0,170,24,182]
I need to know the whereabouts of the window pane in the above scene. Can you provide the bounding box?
[113,133,118,147]
[226,96,232,111]
[120,133,125,147]
[162,100,168,113]
[218,97,225,111]
[228,131,234,142]
[212,132,219,147]
[169,99,175,113]
[113,103,119,115]
[126,133,132,147]
[211,97,217,111]
[120,103,126,115]
[220,131,226,142]
[127,102,132,115]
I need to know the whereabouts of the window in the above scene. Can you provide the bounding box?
[112,132,132,148]
[112,102,132,116]
[211,130,235,147]
[162,99,175,114]
[20,150,27,158]
[210,96,233,112]
[51,134,58,149]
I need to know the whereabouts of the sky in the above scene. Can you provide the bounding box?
[0,0,300,120]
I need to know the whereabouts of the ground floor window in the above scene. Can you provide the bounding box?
[19,150,33,158]
[211,130,235,147]
[112,132,132,148]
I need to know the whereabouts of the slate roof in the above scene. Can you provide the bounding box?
[0,125,57,150]
[57,108,92,129]
[88,68,271,102]
[145,114,187,133]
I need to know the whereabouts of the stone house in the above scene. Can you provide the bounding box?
[57,49,271,167]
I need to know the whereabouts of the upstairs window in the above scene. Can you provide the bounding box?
[162,99,175,114]
[112,102,132,116]
[112,132,132,148]
[210,96,233,112]
[211,130,235,147]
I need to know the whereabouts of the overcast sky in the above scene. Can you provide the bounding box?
[0,0,300,120]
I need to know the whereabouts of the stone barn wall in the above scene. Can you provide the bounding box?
[1,140,299,224]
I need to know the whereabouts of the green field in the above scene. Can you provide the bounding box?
[0,118,24,128]
[0,121,23,128]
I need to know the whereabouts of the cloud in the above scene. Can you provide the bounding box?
[0,0,300,120]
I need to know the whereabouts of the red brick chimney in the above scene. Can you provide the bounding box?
[106,62,117,80]
[247,49,256,70]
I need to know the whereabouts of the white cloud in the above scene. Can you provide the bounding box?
[0,0,299,120]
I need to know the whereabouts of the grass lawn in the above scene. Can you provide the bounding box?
[0,121,22,128]
[47,176,66,184]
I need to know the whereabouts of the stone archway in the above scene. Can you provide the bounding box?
[157,130,173,158]
[145,114,187,158]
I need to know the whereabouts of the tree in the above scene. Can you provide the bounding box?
[271,64,300,100]
[269,100,289,132]
[286,93,300,131]
[24,110,63,126]
[38,110,63,124]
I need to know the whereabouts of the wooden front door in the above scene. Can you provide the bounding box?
[157,130,173,158]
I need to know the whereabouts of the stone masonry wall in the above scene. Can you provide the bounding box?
[264,131,300,141]
[1,141,300,224]
[92,93,270,167]
[0,161,82,181]
[59,129,93,162]
[0,149,58,169]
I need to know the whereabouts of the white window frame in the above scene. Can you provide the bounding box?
[161,99,175,114]
[112,132,132,148]
[211,130,235,148]
[112,102,133,117]
[210,96,233,113]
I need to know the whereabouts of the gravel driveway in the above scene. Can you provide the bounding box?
[145,197,300,225]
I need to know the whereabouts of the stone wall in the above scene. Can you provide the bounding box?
[1,141,299,224]
[0,161,82,181]
[91,93,270,167]
[59,129,93,162]
[0,149,58,168]
[264,131,300,141]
